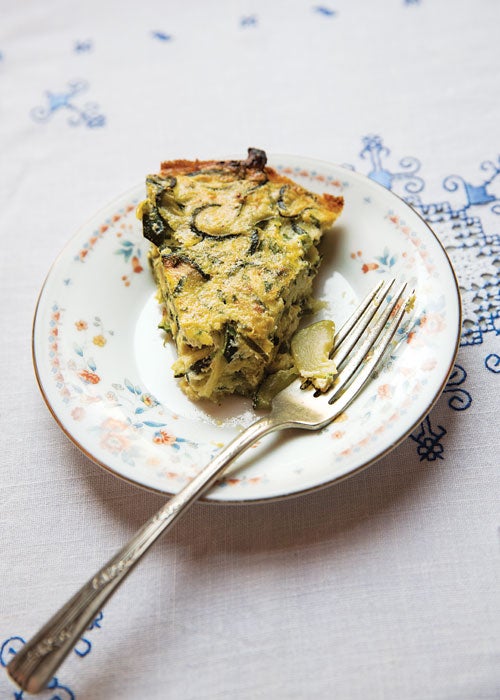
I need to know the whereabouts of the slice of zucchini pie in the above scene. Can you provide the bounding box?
[137,148,343,402]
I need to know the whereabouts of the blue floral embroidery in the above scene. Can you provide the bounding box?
[30,80,106,128]
[359,134,424,198]
[240,15,258,27]
[443,157,500,212]
[355,135,499,348]
[1,615,103,698]
[443,364,472,410]
[74,636,92,658]
[410,416,446,461]
[0,636,25,666]
[151,31,172,41]
[314,7,337,17]
[74,40,93,53]
[485,353,500,373]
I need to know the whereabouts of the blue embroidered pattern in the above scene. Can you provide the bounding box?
[151,31,172,42]
[360,134,424,199]
[443,364,472,411]
[353,135,500,461]
[444,158,500,210]
[240,16,258,27]
[314,7,337,17]
[1,614,103,699]
[485,353,500,373]
[30,80,106,128]
[410,416,446,461]
[355,135,500,349]
[409,365,473,460]
[74,40,93,53]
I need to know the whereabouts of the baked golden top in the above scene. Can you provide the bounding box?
[137,148,343,402]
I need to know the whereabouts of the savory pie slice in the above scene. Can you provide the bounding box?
[137,148,343,402]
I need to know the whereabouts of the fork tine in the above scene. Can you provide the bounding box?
[332,278,395,367]
[327,288,413,410]
[327,282,409,405]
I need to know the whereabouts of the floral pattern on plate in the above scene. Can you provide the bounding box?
[33,157,461,502]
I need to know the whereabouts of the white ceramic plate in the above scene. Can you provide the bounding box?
[33,155,461,503]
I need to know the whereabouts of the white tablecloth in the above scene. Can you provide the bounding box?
[1,1,499,698]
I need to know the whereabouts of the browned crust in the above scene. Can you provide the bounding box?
[159,158,222,174]
[159,146,267,177]
[157,149,344,216]
[320,192,344,216]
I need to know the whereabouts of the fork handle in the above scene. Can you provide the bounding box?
[7,414,284,695]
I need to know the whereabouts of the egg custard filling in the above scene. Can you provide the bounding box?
[137,148,343,403]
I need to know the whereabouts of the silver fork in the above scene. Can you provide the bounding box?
[7,278,411,695]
